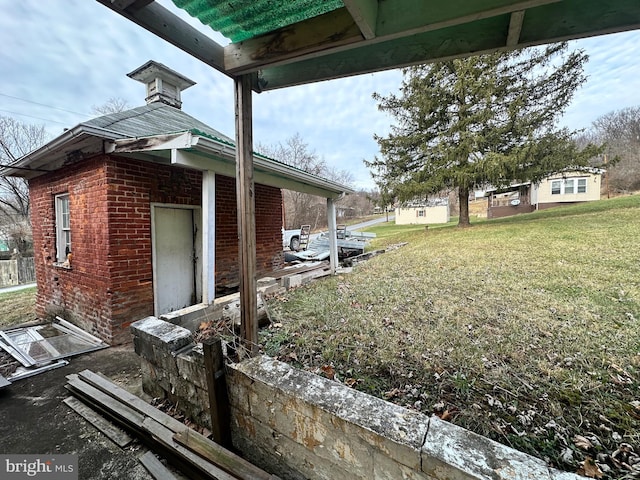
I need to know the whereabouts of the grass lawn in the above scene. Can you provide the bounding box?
[0,286,37,329]
[262,195,640,477]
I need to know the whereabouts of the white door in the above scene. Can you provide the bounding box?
[153,207,196,315]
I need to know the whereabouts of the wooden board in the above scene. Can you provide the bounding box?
[174,429,276,480]
[142,417,236,480]
[66,370,278,480]
[76,370,186,432]
[138,451,180,480]
[63,396,133,447]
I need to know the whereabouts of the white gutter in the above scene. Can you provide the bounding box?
[192,135,354,196]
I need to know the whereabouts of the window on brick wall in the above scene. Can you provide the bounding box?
[55,193,71,263]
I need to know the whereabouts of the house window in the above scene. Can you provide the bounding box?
[564,179,575,194]
[551,178,588,195]
[55,194,71,263]
[417,210,425,217]
[577,178,587,193]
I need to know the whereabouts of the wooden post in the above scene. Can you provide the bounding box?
[202,337,231,448]
[234,74,258,356]
[327,197,338,275]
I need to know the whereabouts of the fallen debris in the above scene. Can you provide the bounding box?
[65,369,279,480]
[0,317,107,385]
[138,451,179,480]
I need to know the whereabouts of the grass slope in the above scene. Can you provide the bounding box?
[263,195,640,476]
[0,286,37,328]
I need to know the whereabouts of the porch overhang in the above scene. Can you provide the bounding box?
[96,0,640,91]
[106,131,353,199]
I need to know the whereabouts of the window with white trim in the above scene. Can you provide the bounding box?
[55,194,71,263]
[550,177,588,195]
[577,178,587,193]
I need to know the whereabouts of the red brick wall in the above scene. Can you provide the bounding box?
[29,154,283,344]
[214,175,284,291]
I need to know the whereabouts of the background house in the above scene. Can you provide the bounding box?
[486,169,603,219]
[395,198,450,225]
[1,61,350,345]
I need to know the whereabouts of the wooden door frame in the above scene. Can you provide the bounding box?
[150,203,203,316]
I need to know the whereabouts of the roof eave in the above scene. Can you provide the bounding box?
[0,124,126,178]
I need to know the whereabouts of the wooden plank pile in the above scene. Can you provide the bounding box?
[65,369,279,480]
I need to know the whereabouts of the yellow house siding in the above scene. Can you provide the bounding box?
[535,171,601,205]
[396,206,450,225]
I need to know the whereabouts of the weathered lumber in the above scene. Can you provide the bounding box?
[203,338,231,448]
[174,429,277,480]
[63,396,133,447]
[268,261,330,280]
[65,374,146,428]
[66,370,276,480]
[142,417,236,480]
[76,370,186,432]
[138,451,179,480]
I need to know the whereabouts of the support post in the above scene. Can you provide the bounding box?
[234,74,258,356]
[203,337,231,448]
[202,170,216,304]
[327,197,339,274]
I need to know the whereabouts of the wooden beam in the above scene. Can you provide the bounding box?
[374,0,559,39]
[507,10,526,46]
[202,338,231,448]
[260,15,511,89]
[224,0,559,76]
[138,451,179,480]
[95,0,226,75]
[63,396,133,448]
[344,0,378,39]
[173,429,275,480]
[234,75,258,357]
[224,9,363,75]
[259,0,640,89]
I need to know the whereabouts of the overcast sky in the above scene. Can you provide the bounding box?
[1,1,640,190]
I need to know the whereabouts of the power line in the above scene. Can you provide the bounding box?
[0,108,71,127]
[0,92,90,116]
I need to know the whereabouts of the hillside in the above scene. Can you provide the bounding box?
[264,195,640,477]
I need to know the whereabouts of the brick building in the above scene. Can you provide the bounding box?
[2,62,351,345]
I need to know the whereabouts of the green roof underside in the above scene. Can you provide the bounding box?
[172,0,343,42]
[98,0,640,91]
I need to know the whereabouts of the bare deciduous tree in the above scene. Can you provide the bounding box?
[91,97,131,115]
[0,116,48,253]
[258,133,354,230]
[591,106,640,193]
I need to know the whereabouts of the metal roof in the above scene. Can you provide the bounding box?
[98,0,640,91]
[172,0,344,42]
[2,103,353,197]
[84,103,234,143]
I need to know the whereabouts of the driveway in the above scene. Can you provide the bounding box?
[0,345,161,479]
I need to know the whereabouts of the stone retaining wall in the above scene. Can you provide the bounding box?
[130,317,581,480]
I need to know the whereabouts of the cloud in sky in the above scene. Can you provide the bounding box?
[1,1,640,190]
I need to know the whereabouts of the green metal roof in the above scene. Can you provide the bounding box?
[172,0,344,42]
[99,0,640,91]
